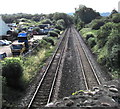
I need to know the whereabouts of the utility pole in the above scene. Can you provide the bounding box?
[118,1,120,13]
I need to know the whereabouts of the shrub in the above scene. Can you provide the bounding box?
[39,39,51,49]
[92,21,105,30]
[33,27,40,33]
[54,29,61,34]
[48,31,59,37]
[55,24,63,31]
[109,45,120,69]
[76,21,85,31]
[86,34,94,40]
[88,37,96,48]
[43,37,55,46]
[112,13,120,23]
[2,57,23,88]
[86,19,105,30]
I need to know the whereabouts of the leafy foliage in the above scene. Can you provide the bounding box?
[53,12,73,27]
[88,37,96,48]
[54,29,61,34]
[74,5,100,24]
[48,31,59,37]
[2,57,23,78]
[39,19,52,25]
[2,57,23,88]
[43,37,55,46]
[79,12,120,78]
[112,13,120,23]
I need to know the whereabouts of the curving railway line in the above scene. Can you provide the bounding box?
[27,26,105,108]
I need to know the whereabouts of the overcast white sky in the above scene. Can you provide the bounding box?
[0,0,119,14]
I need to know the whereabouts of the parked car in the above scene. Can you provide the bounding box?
[0,52,7,60]
[0,40,6,46]
[4,40,12,45]
[10,42,26,56]
[0,40,12,46]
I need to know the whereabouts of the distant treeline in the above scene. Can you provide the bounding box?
[1,12,73,27]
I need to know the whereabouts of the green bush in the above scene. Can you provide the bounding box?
[92,21,105,30]
[85,18,105,30]
[48,31,59,37]
[112,13,120,23]
[109,45,120,69]
[86,34,94,40]
[33,27,40,33]
[76,21,85,31]
[55,24,63,31]
[39,39,51,49]
[88,37,96,48]
[96,22,114,49]
[54,29,61,34]
[2,57,23,88]
[43,37,55,46]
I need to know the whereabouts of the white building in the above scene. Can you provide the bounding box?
[0,16,10,36]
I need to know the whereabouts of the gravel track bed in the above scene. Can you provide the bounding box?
[52,26,114,105]
[58,31,85,99]
[17,27,113,108]
[16,33,66,107]
[73,27,112,82]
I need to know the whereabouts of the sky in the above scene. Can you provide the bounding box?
[0,0,119,14]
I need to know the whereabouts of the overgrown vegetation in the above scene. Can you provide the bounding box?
[78,9,120,78]
[74,5,100,29]
[1,36,58,107]
[2,58,23,89]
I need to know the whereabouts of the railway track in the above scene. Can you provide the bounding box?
[71,27,101,90]
[27,28,70,108]
[27,26,103,108]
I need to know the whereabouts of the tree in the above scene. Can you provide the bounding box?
[112,13,120,23]
[40,19,52,25]
[53,12,73,27]
[110,9,118,17]
[74,5,100,24]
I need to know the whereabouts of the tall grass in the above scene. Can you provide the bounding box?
[22,39,56,84]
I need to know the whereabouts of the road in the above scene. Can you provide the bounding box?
[0,45,12,57]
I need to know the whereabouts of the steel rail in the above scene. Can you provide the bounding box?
[71,27,101,89]
[47,28,69,104]
[27,29,69,108]
[76,45,89,90]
